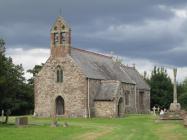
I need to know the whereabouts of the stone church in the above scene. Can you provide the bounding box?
[34,16,150,118]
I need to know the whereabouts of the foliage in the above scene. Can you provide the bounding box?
[0,38,33,116]
[179,93,187,110]
[178,78,187,109]
[27,64,43,86]
[1,115,187,140]
[0,38,5,54]
[148,66,173,109]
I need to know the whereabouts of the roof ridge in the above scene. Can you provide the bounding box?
[101,80,120,83]
[72,47,112,59]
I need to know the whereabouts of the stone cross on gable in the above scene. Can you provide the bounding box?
[152,106,156,115]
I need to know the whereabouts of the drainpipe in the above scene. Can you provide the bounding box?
[134,85,137,113]
[87,78,91,118]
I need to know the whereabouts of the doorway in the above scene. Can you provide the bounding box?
[118,98,124,117]
[55,96,64,115]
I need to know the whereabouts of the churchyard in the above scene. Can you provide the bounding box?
[1,115,187,140]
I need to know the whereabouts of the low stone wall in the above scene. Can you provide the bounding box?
[94,101,115,117]
[160,110,187,120]
[160,111,183,120]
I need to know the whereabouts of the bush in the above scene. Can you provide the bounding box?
[178,93,187,110]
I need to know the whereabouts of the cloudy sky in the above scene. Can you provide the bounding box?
[1,0,187,82]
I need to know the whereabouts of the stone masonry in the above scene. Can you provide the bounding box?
[34,56,88,117]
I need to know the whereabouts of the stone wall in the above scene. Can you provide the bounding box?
[34,55,88,117]
[144,90,150,113]
[121,83,136,113]
[136,89,150,113]
[88,79,101,117]
[94,101,116,117]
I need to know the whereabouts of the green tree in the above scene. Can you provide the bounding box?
[178,78,187,110]
[27,64,43,85]
[0,39,34,123]
[0,38,5,55]
[148,66,173,109]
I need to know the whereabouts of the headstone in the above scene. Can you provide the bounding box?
[1,110,4,122]
[157,107,160,113]
[159,109,165,119]
[184,115,187,127]
[152,106,156,116]
[15,117,28,126]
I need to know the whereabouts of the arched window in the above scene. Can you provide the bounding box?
[54,33,59,46]
[56,66,63,83]
[61,32,66,44]
[60,69,63,82]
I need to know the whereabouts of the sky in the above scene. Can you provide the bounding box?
[1,0,187,82]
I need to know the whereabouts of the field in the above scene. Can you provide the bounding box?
[0,115,187,140]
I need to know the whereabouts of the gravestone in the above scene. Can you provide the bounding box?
[1,110,4,122]
[152,106,156,116]
[184,115,187,127]
[15,117,28,126]
[157,107,160,113]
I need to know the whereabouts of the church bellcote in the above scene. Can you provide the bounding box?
[50,16,71,57]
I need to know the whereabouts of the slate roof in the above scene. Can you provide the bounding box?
[121,65,150,90]
[94,81,120,101]
[71,48,135,84]
[70,47,150,94]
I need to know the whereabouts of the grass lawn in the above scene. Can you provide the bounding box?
[0,115,187,140]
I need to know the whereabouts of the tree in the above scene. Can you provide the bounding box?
[0,39,34,123]
[0,38,5,55]
[148,66,173,109]
[27,64,43,86]
[178,78,187,110]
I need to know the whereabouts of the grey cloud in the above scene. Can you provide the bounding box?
[0,0,187,67]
